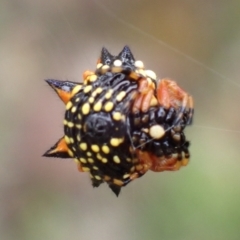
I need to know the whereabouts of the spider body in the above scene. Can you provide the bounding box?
[43,46,193,196]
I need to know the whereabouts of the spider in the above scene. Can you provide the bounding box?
[43,46,193,196]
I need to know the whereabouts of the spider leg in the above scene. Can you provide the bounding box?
[150,154,182,172]
[172,93,188,126]
[186,96,194,125]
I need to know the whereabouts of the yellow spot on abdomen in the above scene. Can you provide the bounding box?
[112,112,122,121]
[71,106,77,113]
[84,85,92,93]
[71,85,82,96]
[113,155,121,164]
[66,101,73,110]
[79,143,87,151]
[105,89,113,99]
[88,158,94,163]
[68,149,74,157]
[64,136,70,144]
[67,122,74,128]
[104,101,114,112]
[102,145,110,154]
[113,179,123,186]
[82,167,90,172]
[91,144,100,152]
[93,101,102,112]
[88,97,95,104]
[82,102,90,115]
[116,91,126,102]
[89,75,97,82]
[110,138,124,147]
[102,158,108,163]
[80,158,87,164]
[94,175,101,180]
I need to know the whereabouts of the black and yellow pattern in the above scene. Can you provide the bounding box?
[43,46,193,196]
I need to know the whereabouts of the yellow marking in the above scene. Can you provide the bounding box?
[71,106,77,113]
[105,89,113,99]
[66,101,72,110]
[110,138,124,147]
[75,97,80,102]
[116,91,126,102]
[102,158,108,163]
[80,158,87,164]
[93,166,99,170]
[82,167,90,172]
[104,101,114,112]
[95,175,101,180]
[82,102,90,115]
[126,158,131,162]
[96,153,102,160]
[113,179,123,186]
[74,158,79,164]
[92,87,103,97]
[86,152,92,157]
[88,158,94,163]
[89,75,97,82]
[91,145,100,153]
[123,174,130,179]
[102,145,110,154]
[93,101,102,112]
[72,147,76,151]
[67,122,74,128]
[84,85,92,93]
[88,97,94,103]
[68,149,74,157]
[77,114,81,120]
[64,136,70,144]
[71,85,82,96]
[97,63,103,69]
[79,143,87,151]
[70,138,74,144]
[112,112,122,121]
[75,124,82,129]
[63,119,68,125]
[76,134,81,141]
[101,65,110,73]
[113,155,121,164]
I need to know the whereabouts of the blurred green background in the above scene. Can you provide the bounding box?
[1,0,240,239]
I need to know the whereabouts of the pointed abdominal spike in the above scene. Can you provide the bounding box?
[45,79,79,104]
[118,45,135,64]
[43,137,71,158]
[108,184,121,197]
[101,47,113,65]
